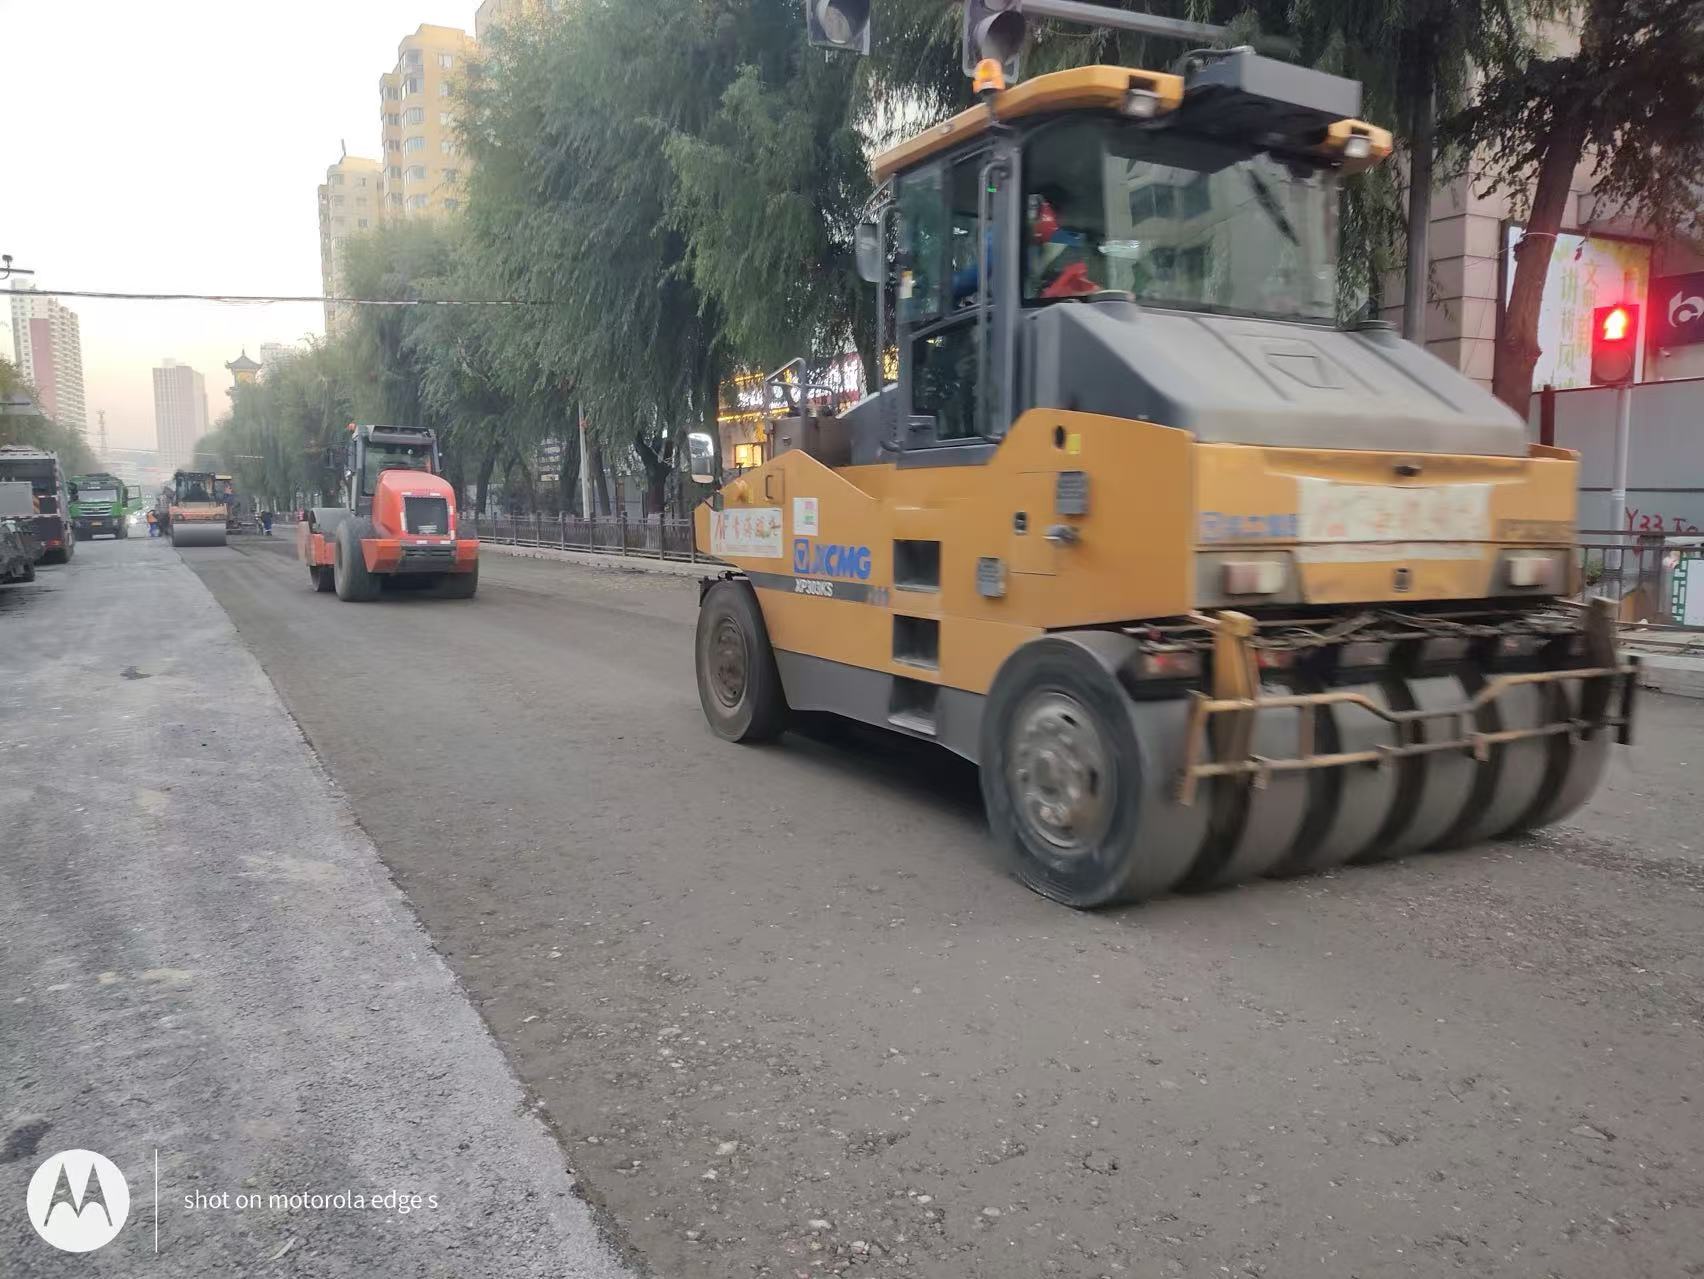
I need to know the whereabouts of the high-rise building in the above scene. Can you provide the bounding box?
[153,359,209,472]
[258,341,296,372]
[8,286,88,435]
[318,152,382,334]
[378,25,476,221]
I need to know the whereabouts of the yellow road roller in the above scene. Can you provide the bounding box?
[689,7,1637,908]
[163,469,229,548]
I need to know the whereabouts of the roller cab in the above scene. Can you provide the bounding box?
[690,45,1635,909]
[298,425,479,601]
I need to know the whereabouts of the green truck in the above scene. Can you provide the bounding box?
[69,472,142,540]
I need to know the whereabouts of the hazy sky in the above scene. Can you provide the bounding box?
[1,0,480,454]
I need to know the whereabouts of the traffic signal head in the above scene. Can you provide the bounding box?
[962,0,1027,79]
[1591,303,1639,385]
[805,0,871,55]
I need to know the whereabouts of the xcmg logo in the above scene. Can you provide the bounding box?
[27,1149,131,1252]
[793,539,872,581]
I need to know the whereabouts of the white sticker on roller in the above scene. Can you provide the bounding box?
[1294,542,1484,563]
[793,496,820,538]
[709,507,784,558]
[1297,478,1491,544]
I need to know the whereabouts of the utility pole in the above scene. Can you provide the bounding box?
[1401,78,1435,343]
[578,408,593,519]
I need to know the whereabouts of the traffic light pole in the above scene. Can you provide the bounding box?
[1018,0,1226,43]
[1609,378,1633,601]
[1611,378,1633,533]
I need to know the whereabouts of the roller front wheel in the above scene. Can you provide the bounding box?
[695,579,788,743]
[980,637,1209,909]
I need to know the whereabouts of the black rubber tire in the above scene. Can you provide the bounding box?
[310,563,335,593]
[436,561,479,599]
[62,536,74,563]
[980,639,1167,910]
[40,547,67,566]
[333,518,381,602]
[117,523,129,540]
[19,559,35,582]
[695,578,788,743]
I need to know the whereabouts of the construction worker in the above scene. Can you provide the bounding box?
[1027,193,1101,299]
[146,509,159,538]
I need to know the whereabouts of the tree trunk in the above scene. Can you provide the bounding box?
[511,449,537,515]
[701,351,723,486]
[559,433,582,516]
[633,430,673,517]
[1402,57,1436,343]
[853,294,881,395]
[1492,107,1589,410]
[587,442,612,516]
[446,450,466,509]
[474,437,501,517]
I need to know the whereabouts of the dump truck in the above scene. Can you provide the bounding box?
[160,470,230,547]
[297,424,479,600]
[69,472,140,540]
[688,5,1637,909]
[1,482,40,585]
[0,445,75,564]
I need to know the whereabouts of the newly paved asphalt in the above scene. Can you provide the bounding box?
[148,532,1704,1279]
[0,536,637,1278]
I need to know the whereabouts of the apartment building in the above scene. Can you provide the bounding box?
[8,286,88,435]
[378,25,477,220]
[318,153,382,333]
[152,359,209,472]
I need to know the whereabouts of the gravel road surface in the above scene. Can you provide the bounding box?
[66,532,1704,1278]
[0,538,637,1278]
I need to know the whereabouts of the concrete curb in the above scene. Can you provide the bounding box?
[480,539,719,579]
[1631,652,1704,699]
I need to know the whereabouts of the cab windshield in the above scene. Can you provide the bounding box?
[81,488,120,505]
[362,443,433,495]
[1024,118,1340,323]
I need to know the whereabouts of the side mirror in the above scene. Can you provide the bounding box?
[855,219,882,284]
[686,432,718,487]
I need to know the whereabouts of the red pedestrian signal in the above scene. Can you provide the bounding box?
[1591,303,1639,384]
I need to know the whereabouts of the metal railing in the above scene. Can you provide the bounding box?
[1574,530,1704,629]
[468,513,711,563]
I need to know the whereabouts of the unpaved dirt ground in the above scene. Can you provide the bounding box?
[1,537,635,1278]
[187,535,1704,1279]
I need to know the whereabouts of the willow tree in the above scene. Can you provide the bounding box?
[461,0,721,513]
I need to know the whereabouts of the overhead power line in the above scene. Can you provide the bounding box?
[0,287,552,308]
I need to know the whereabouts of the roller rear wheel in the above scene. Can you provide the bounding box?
[333,518,381,602]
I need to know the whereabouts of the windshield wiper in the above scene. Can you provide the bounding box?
[1244,170,1300,246]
